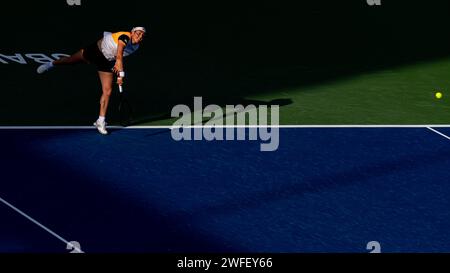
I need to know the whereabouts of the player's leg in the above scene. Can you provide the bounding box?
[98,71,114,118]
[94,71,114,135]
[37,49,87,74]
[53,49,87,65]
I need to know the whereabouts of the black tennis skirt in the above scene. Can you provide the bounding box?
[82,42,115,72]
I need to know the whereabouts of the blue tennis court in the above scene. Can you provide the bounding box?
[1,127,450,253]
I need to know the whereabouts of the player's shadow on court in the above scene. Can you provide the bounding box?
[133,98,293,138]
[135,97,293,125]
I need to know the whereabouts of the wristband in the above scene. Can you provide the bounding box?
[119,71,125,78]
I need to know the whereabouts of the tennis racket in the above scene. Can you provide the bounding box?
[117,80,134,127]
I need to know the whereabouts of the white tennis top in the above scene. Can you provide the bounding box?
[100,31,140,61]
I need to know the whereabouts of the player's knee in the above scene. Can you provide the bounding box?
[102,87,112,96]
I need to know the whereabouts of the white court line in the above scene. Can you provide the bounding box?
[131,125,450,129]
[1,125,450,129]
[0,196,83,253]
[427,127,450,141]
[0,126,123,130]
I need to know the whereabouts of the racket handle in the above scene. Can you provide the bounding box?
[118,77,123,93]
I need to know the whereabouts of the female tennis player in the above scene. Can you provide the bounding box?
[37,26,146,135]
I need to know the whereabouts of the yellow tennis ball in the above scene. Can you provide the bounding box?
[436,92,443,99]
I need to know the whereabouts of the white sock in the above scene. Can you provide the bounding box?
[98,116,105,123]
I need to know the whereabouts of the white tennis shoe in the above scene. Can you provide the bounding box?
[37,62,54,74]
[93,120,108,135]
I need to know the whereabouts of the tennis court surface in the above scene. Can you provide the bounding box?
[1,126,450,253]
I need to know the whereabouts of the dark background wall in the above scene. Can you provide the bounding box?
[1,0,450,124]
